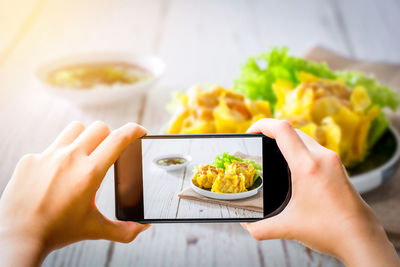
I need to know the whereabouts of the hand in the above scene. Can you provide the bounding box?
[242,119,399,267]
[0,121,150,267]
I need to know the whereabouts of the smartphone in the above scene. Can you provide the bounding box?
[114,134,291,223]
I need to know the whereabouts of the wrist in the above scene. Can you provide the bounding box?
[0,228,48,267]
[335,219,398,267]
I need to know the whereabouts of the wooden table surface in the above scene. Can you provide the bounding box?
[142,137,263,219]
[1,0,399,266]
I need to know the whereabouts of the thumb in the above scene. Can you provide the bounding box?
[241,215,287,241]
[100,217,151,243]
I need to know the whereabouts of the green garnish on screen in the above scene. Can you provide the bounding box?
[213,152,262,186]
[213,152,262,171]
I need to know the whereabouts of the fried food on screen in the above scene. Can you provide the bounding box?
[225,161,257,188]
[192,164,221,189]
[192,154,261,194]
[211,163,247,193]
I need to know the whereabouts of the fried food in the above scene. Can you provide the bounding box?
[169,80,379,167]
[211,168,247,193]
[192,164,221,189]
[225,161,258,188]
[211,161,257,193]
[193,159,259,194]
[167,85,271,134]
[273,72,379,166]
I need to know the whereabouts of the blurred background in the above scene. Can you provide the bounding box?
[0,0,399,266]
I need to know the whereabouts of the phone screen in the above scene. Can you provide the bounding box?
[115,134,291,223]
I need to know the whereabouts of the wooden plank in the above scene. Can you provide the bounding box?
[110,223,263,267]
[0,0,166,195]
[334,0,400,63]
[0,0,42,65]
[0,0,164,266]
[249,0,350,56]
[142,138,187,219]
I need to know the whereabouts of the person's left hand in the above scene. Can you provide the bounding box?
[0,121,150,266]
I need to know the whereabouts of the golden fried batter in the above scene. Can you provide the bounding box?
[211,167,247,193]
[192,164,221,189]
[193,161,258,194]
[274,72,379,166]
[167,85,271,134]
[226,161,257,188]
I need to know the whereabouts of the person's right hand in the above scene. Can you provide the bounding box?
[242,119,399,267]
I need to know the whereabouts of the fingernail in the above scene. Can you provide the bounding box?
[241,222,251,230]
[141,224,151,231]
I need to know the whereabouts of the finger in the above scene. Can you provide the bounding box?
[44,121,85,153]
[71,121,111,155]
[241,215,287,241]
[101,217,151,243]
[90,123,147,174]
[247,119,310,167]
[294,129,321,152]
[295,129,339,156]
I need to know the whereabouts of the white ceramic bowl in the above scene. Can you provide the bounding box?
[153,154,192,172]
[191,177,263,200]
[350,126,400,194]
[34,52,165,107]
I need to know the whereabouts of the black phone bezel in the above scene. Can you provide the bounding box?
[114,133,291,223]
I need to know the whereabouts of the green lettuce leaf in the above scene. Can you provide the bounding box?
[234,47,399,150]
[234,47,336,108]
[367,111,390,149]
[234,46,399,111]
[337,71,399,111]
[336,71,398,148]
[213,152,262,171]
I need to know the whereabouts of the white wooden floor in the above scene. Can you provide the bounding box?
[142,137,262,219]
[0,0,399,266]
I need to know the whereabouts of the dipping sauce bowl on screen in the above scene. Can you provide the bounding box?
[35,52,165,106]
[153,154,192,171]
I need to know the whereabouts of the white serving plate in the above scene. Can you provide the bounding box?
[34,52,165,107]
[350,126,400,194]
[153,154,192,172]
[191,177,263,200]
